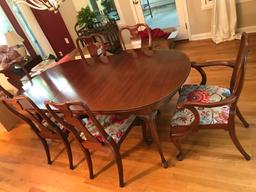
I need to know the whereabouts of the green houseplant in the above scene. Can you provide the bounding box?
[77,6,97,28]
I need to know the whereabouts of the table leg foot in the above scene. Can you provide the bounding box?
[140,111,168,168]
[145,138,153,145]
[162,160,169,168]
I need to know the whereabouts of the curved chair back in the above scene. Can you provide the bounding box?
[230,33,249,100]
[119,23,152,50]
[76,33,107,64]
[45,101,116,148]
[2,96,61,138]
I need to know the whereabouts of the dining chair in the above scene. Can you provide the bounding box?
[0,85,13,98]
[119,23,152,50]
[45,100,139,187]
[76,33,108,64]
[170,32,251,161]
[1,95,74,169]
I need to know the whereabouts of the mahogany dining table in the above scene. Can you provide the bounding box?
[22,48,191,167]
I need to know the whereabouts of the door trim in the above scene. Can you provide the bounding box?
[129,0,191,40]
[181,0,192,40]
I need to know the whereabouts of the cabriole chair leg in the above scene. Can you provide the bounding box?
[236,107,250,128]
[228,126,251,160]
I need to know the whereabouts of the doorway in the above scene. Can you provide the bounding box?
[130,0,189,39]
[141,0,178,29]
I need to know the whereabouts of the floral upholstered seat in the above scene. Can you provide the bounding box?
[171,85,231,126]
[80,114,136,143]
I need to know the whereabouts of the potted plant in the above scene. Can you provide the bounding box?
[77,6,97,28]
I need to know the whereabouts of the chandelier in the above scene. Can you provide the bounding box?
[13,0,65,12]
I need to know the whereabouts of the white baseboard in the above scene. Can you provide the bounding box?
[238,25,256,33]
[190,32,212,41]
[190,25,256,41]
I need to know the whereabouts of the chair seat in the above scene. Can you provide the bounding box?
[171,85,231,126]
[80,114,136,143]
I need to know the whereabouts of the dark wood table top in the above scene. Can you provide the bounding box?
[23,49,191,114]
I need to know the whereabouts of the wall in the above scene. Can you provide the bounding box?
[186,0,256,35]
[117,1,136,25]
[59,0,79,45]
[237,0,256,28]
[72,0,88,11]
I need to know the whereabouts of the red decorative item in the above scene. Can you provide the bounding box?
[139,28,170,40]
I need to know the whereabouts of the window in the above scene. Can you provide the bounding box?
[0,6,13,45]
[88,0,120,21]
[7,0,46,57]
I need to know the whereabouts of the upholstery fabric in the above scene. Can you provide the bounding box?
[80,114,136,144]
[42,112,69,134]
[171,85,231,126]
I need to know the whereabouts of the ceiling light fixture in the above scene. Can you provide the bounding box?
[13,0,65,13]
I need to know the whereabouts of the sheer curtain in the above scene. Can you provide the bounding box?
[211,0,240,44]
[0,6,13,45]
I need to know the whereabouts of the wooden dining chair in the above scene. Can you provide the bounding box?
[76,33,108,64]
[119,23,152,50]
[170,33,251,161]
[45,100,139,187]
[1,95,74,169]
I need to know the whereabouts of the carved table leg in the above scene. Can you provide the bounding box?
[140,111,169,168]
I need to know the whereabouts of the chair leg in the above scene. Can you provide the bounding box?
[171,137,184,161]
[111,148,124,187]
[84,149,94,179]
[62,136,74,170]
[228,125,251,160]
[236,107,250,128]
[39,137,52,165]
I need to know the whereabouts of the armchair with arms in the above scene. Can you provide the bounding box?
[170,33,251,161]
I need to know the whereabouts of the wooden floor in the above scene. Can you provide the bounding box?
[0,34,256,192]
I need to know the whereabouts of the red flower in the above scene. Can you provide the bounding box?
[116,130,123,138]
[109,115,125,124]
[215,110,229,123]
[187,90,210,103]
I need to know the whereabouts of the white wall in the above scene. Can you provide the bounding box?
[72,0,88,11]
[16,4,56,57]
[59,0,78,45]
[186,0,256,35]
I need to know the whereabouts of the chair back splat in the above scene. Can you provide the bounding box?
[119,23,152,50]
[76,33,107,64]
[45,101,116,148]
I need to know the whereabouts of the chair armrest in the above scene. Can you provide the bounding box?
[177,95,237,109]
[191,60,236,68]
[191,60,236,85]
